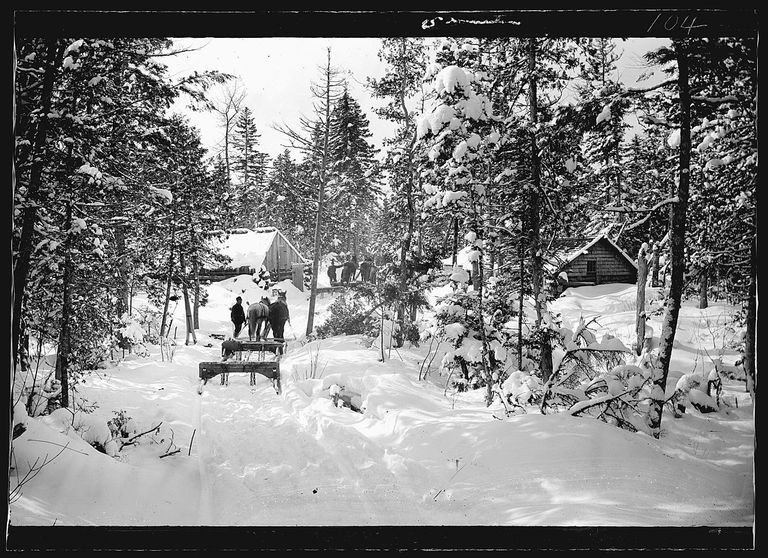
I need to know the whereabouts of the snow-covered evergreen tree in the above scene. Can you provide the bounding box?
[324,89,381,258]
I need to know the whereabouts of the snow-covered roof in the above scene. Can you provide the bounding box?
[209,227,308,270]
[544,234,638,275]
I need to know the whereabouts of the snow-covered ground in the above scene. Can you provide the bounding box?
[9,280,754,527]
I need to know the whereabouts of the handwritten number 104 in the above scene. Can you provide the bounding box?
[647,14,706,35]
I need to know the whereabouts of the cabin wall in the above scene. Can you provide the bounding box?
[264,233,305,276]
[563,239,637,285]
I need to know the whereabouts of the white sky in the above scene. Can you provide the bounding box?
[162,37,669,163]
[163,37,394,163]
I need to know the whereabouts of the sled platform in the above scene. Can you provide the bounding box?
[198,361,281,394]
[235,340,286,355]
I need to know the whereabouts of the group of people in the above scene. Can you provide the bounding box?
[229,292,291,342]
[327,255,377,286]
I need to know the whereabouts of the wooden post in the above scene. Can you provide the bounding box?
[635,243,649,356]
[698,267,708,309]
[292,262,304,291]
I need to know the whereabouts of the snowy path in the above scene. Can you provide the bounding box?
[195,376,431,525]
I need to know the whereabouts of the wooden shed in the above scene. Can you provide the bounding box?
[201,227,309,282]
[546,234,638,287]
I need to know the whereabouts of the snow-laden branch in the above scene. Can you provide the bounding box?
[568,388,634,416]
[691,95,740,104]
[624,78,677,95]
[605,197,679,215]
[625,197,680,230]
[639,114,676,128]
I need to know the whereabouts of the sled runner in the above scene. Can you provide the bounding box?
[197,340,285,395]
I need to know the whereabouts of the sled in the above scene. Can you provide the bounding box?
[197,339,286,395]
[198,361,281,394]
[234,340,287,356]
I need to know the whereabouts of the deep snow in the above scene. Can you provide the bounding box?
[9,279,754,527]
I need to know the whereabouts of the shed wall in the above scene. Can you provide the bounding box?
[562,238,637,284]
[264,233,305,275]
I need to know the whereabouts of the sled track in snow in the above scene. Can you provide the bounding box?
[195,380,429,525]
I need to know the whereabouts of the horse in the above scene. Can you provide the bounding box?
[340,261,358,285]
[247,298,271,340]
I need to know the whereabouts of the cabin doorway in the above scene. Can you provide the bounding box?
[585,259,597,283]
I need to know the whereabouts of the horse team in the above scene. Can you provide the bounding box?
[230,292,291,343]
[327,256,377,286]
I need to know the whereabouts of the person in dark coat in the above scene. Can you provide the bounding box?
[267,294,291,342]
[230,296,246,338]
[359,257,372,283]
[327,260,338,285]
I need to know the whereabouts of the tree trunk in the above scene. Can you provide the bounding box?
[19,320,30,373]
[192,253,200,329]
[517,239,524,370]
[180,253,196,346]
[636,243,649,355]
[647,41,691,439]
[224,120,231,187]
[698,267,708,309]
[398,45,417,331]
[651,244,660,287]
[466,183,493,405]
[12,38,64,372]
[305,50,334,337]
[243,124,249,187]
[55,200,74,408]
[745,235,756,396]
[129,281,134,315]
[528,38,552,384]
[471,260,481,291]
[159,215,176,340]
[452,217,459,266]
[114,225,130,318]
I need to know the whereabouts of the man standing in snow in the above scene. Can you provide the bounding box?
[230,296,246,338]
[327,259,338,285]
[359,256,372,283]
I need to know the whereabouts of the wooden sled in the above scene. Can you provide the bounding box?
[198,339,286,395]
[233,340,286,356]
[198,361,281,394]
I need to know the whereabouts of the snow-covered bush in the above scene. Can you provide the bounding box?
[114,313,150,356]
[315,293,376,338]
[370,315,402,353]
[108,409,139,440]
[501,371,544,406]
[133,302,164,344]
[13,367,62,418]
[252,265,271,289]
[670,371,721,416]
[540,316,658,433]
[433,289,506,395]
[12,400,30,438]
[46,407,120,457]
